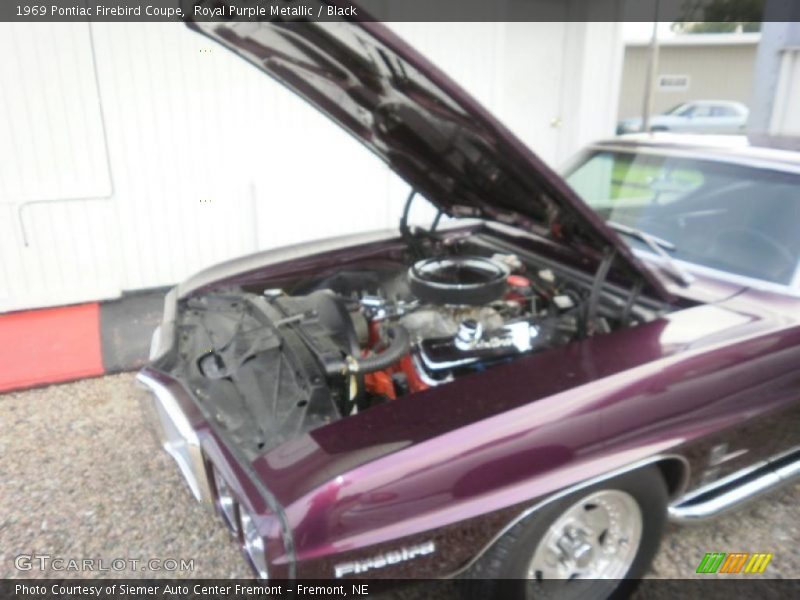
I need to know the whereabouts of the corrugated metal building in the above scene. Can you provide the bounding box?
[618,33,760,120]
[0,19,625,312]
[750,20,800,135]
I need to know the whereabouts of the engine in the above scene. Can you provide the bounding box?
[347,254,577,401]
[174,251,594,455]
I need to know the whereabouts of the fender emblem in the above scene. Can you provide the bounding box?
[334,541,436,578]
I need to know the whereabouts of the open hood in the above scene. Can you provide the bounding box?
[188,6,671,302]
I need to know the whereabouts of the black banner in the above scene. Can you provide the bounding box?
[1,0,793,24]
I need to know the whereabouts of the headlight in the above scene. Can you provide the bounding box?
[240,508,269,579]
[213,467,238,533]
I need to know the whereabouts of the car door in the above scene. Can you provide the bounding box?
[680,103,717,133]
[661,103,695,132]
[708,105,746,134]
[699,287,800,485]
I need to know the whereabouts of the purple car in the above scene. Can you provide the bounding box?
[137,13,800,598]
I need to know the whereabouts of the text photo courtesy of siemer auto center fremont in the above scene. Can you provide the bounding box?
[2,1,800,599]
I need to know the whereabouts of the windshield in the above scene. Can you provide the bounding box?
[664,103,689,115]
[565,150,800,285]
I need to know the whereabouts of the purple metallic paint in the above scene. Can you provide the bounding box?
[150,229,800,577]
[149,217,800,578]
[146,8,800,582]
[254,292,800,577]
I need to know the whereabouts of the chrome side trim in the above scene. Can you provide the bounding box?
[709,446,750,466]
[448,454,689,578]
[669,449,800,523]
[775,458,800,480]
[680,459,769,505]
[136,371,212,504]
[669,473,779,523]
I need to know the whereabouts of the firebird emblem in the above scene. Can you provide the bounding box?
[334,541,436,578]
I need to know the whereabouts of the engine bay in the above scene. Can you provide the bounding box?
[171,236,662,456]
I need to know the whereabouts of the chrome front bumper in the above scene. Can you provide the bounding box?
[136,289,211,503]
[136,369,212,504]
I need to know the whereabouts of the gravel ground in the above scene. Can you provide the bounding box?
[2,373,798,586]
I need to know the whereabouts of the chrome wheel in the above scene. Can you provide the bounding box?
[527,489,642,580]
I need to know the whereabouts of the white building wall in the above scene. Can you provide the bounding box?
[619,37,760,121]
[0,20,622,312]
[556,21,625,161]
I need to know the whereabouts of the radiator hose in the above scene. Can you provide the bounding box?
[350,325,411,374]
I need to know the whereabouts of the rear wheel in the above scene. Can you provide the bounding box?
[464,467,668,600]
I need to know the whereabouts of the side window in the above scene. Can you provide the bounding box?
[711,105,737,117]
[691,105,713,118]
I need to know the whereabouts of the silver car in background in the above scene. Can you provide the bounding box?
[617,100,749,135]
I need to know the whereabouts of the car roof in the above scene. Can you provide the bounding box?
[589,133,800,170]
[683,100,747,107]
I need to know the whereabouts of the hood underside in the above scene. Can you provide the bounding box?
[188,6,671,302]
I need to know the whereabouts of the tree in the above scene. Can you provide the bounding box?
[671,0,763,33]
[671,22,761,32]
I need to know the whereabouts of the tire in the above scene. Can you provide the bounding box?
[463,466,668,600]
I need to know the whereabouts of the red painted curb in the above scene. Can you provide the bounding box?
[0,303,104,393]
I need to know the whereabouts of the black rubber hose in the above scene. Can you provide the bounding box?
[354,325,411,373]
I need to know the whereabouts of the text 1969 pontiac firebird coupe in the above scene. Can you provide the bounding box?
[137,8,800,599]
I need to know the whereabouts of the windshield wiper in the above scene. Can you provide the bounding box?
[607,221,695,287]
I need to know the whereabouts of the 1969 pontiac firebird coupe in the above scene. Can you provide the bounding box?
[137,9,800,599]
